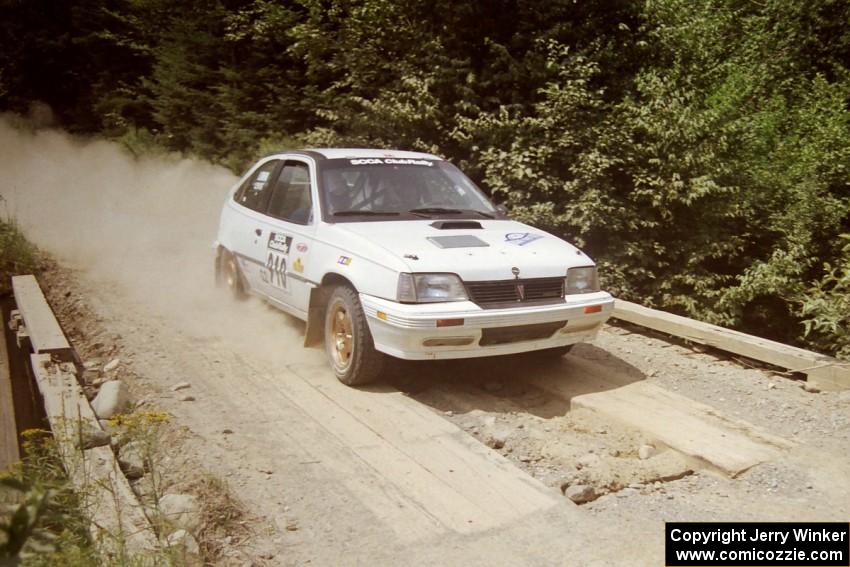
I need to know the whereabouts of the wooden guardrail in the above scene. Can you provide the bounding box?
[613,300,850,391]
[9,275,158,556]
[0,313,18,469]
[11,276,73,361]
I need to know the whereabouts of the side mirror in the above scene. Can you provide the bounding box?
[495,203,509,217]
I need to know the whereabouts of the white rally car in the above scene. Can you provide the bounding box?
[215,149,613,385]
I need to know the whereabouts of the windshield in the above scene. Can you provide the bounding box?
[318,158,497,221]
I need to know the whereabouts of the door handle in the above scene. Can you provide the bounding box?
[254,228,262,237]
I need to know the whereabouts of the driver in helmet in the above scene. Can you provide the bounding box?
[325,170,353,214]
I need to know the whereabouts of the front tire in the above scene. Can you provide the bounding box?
[324,286,383,386]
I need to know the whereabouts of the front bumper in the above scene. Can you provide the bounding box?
[360,291,614,360]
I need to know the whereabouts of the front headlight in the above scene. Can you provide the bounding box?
[397,273,468,303]
[565,266,600,295]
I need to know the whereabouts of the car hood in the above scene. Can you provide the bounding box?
[333,219,593,280]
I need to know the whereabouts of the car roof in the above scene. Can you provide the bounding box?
[264,148,443,161]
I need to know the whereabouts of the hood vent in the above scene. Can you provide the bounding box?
[430,220,483,230]
[427,235,490,249]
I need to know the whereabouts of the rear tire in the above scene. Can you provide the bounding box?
[218,249,247,300]
[324,285,383,386]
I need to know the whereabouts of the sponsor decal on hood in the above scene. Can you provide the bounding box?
[505,232,544,246]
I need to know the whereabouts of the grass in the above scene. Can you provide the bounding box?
[189,474,247,559]
[0,216,40,295]
[0,421,196,566]
[0,429,98,567]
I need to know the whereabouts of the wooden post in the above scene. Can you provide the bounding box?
[0,316,19,469]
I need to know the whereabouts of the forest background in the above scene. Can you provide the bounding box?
[1,0,848,358]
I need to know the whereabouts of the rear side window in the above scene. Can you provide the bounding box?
[235,160,279,212]
[267,161,313,225]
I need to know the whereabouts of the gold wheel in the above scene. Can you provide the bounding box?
[224,256,238,290]
[219,250,246,300]
[327,299,354,371]
[323,285,383,385]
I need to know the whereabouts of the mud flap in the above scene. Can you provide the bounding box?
[303,286,327,347]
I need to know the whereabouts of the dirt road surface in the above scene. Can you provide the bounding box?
[2,118,849,565]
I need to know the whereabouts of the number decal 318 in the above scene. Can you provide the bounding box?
[265,251,287,290]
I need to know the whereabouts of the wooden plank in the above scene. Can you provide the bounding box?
[11,275,72,360]
[284,364,564,535]
[613,299,850,391]
[0,319,19,468]
[30,354,157,555]
[571,381,794,477]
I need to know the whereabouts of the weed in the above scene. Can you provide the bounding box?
[0,430,96,567]
[108,412,171,510]
[0,218,40,295]
[187,474,247,560]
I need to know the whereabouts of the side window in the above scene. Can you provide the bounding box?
[267,161,313,225]
[235,160,279,212]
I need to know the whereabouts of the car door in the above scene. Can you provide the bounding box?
[226,158,282,296]
[257,158,316,315]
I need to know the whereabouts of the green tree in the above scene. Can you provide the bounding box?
[463,0,849,351]
[1,0,848,356]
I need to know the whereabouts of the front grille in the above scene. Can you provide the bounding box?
[479,321,567,346]
[465,277,564,308]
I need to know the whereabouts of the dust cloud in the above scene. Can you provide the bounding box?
[0,116,313,366]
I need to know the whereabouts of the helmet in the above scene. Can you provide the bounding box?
[325,171,352,213]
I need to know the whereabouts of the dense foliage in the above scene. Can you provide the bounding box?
[0,217,40,295]
[1,0,847,356]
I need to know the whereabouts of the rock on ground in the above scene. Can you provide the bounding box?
[91,380,130,419]
[118,440,147,479]
[564,484,597,504]
[638,445,657,460]
[486,429,509,450]
[166,529,202,566]
[577,453,601,469]
[166,528,200,554]
[75,423,111,450]
[158,493,202,533]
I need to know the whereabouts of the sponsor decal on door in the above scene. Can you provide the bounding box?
[261,232,293,291]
